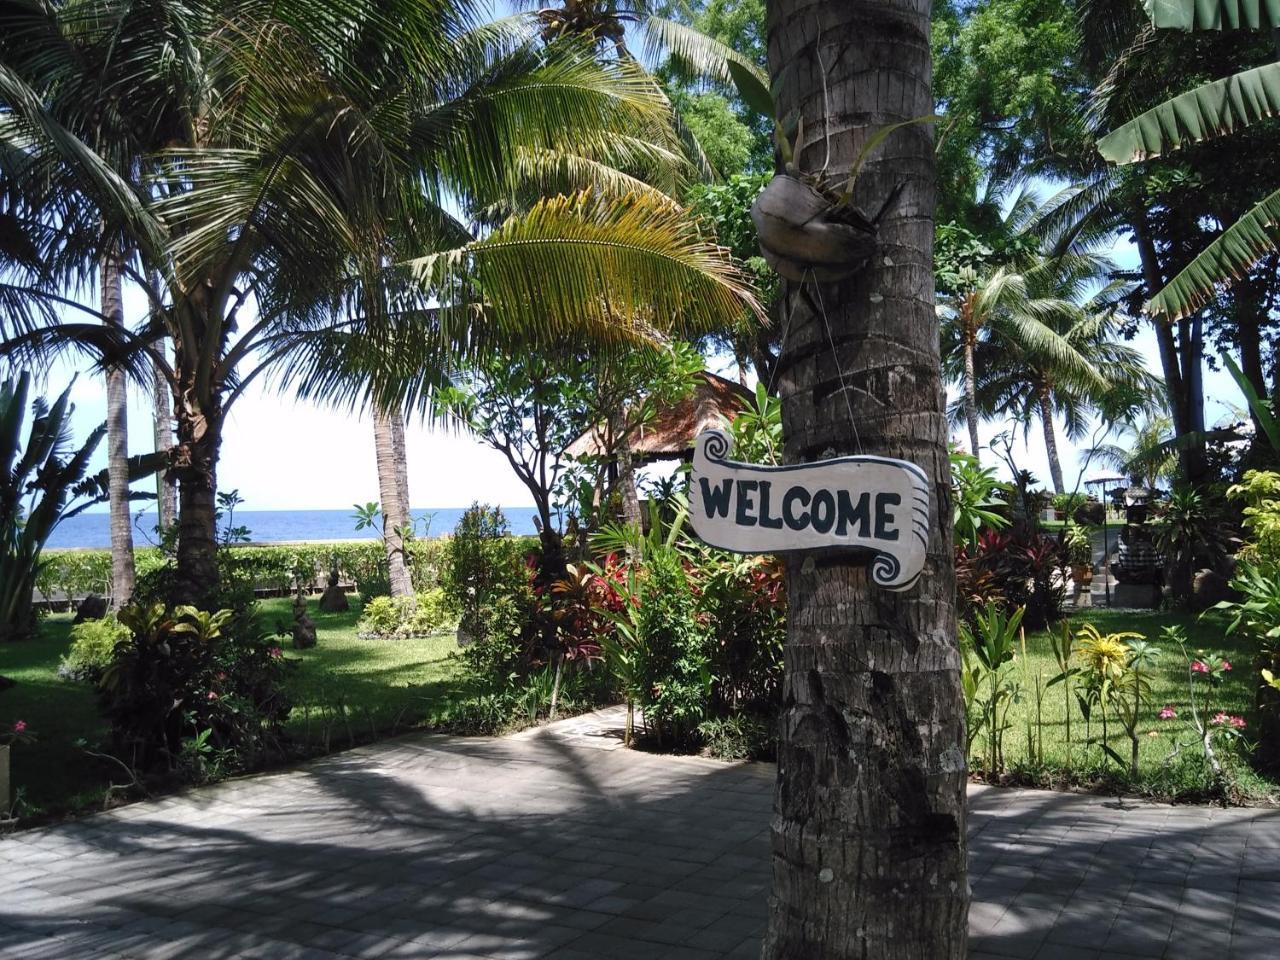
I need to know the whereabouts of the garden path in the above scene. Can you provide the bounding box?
[1,709,1278,959]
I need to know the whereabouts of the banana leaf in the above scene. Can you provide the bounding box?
[1144,0,1280,30]
[1098,62,1280,164]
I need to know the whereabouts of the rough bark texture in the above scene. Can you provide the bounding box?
[963,336,980,459]
[1038,386,1064,495]
[374,408,413,597]
[761,2,968,958]
[102,253,135,607]
[151,336,178,532]
[171,297,223,606]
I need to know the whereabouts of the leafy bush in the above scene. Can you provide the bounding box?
[1051,492,1087,515]
[97,603,291,773]
[959,529,1065,629]
[443,504,536,649]
[632,550,712,747]
[698,715,775,761]
[59,615,131,682]
[693,553,786,720]
[1230,470,1280,562]
[357,589,452,637]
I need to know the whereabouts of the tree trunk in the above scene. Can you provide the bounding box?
[963,337,980,459]
[1131,208,1205,483]
[761,3,968,958]
[152,337,178,533]
[102,252,135,607]
[612,410,642,529]
[171,400,222,608]
[374,407,413,597]
[1038,386,1065,494]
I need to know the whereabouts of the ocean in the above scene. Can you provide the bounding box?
[47,507,542,550]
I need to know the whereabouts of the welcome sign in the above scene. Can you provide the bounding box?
[688,430,930,591]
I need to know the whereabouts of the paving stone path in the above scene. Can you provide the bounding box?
[2,707,1277,959]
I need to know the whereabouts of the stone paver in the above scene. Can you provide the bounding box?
[2,710,1278,959]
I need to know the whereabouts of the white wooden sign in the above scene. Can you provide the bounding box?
[688,429,930,591]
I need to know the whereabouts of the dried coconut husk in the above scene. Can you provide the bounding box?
[750,174,877,282]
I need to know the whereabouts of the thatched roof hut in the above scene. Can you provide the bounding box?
[565,371,753,464]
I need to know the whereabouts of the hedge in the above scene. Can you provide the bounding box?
[36,539,465,604]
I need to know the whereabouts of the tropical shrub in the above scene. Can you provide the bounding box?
[1,373,123,641]
[60,615,131,682]
[959,529,1065,629]
[631,550,712,747]
[357,590,451,638]
[1149,486,1233,604]
[693,552,786,722]
[952,450,1009,548]
[1051,492,1087,516]
[443,504,535,648]
[960,603,1022,774]
[698,715,774,761]
[1229,470,1280,562]
[97,604,291,774]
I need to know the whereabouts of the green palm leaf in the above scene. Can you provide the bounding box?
[404,189,762,347]
[1146,186,1280,318]
[642,16,769,90]
[1143,0,1280,30]
[1097,62,1280,163]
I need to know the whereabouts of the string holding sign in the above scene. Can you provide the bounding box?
[688,429,930,592]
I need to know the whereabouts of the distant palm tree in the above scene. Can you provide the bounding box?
[0,0,760,605]
[968,252,1162,493]
[1085,414,1177,491]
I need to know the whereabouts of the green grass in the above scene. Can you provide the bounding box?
[0,595,472,821]
[989,608,1276,800]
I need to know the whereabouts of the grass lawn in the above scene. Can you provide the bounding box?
[0,595,471,822]
[994,607,1274,800]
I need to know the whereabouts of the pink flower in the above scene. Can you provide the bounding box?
[207,691,219,701]
[1221,661,1232,672]
[1211,712,1230,726]
[1231,716,1247,729]
[13,720,27,733]
[1192,661,1210,674]
[268,647,283,658]
[215,672,227,681]
[1158,706,1177,720]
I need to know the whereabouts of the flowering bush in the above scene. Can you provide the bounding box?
[1,719,35,746]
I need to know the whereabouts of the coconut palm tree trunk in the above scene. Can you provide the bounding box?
[374,407,413,597]
[760,2,968,957]
[1038,386,1066,494]
[152,337,177,533]
[964,337,981,458]
[102,251,135,606]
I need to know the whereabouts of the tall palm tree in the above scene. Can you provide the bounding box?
[0,0,759,606]
[100,248,134,605]
[373,408,413,597]
[969,256,1162,494]
[758,1,967,956]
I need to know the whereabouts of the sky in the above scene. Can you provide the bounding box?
[37,245,1247,517]
[13,3,1249,514]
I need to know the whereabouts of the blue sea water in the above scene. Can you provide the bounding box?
[47,507,541,549]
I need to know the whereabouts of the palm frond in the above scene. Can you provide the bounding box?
[403,189,762,349]
[642,16,768,89]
